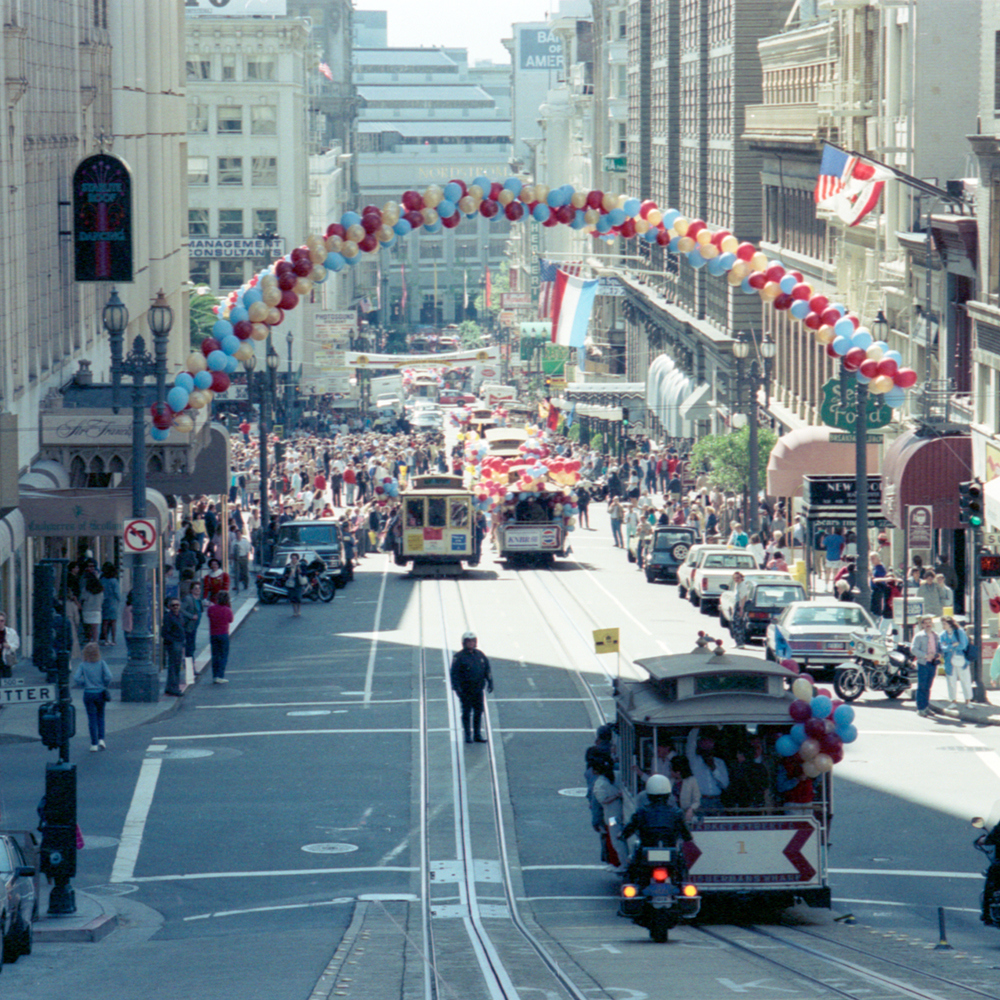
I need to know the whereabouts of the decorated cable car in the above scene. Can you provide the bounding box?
[397,474,479,576]
[613,636,852,912]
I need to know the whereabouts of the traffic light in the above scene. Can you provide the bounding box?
[38,701,75,750]
[959,479,984,528]
[39,763,77,881]
[622,406,630,429]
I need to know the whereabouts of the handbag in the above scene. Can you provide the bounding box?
[101,688,113,704]
[2,646,16,668]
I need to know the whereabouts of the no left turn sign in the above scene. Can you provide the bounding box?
[123,518,158,553]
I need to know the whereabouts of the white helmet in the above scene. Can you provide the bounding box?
[645,774,671,796]
[462,631,476,641]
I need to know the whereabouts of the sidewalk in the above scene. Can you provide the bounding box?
[0,587,258,744]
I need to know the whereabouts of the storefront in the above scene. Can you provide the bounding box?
[766,426,880,500]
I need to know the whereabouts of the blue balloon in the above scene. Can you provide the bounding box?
[776,735,799,757]
[871,340,890,354]
[438,199,457,218]
[533,203,550,222]
[243,288,262,306]
[596,216,612,233]
[623,197,641,217]
[472,175,491,192]
[834,317,855,338]
[222,335,240,356]
[175,371,195,392]
[851,329,873,350]
[150,427,170,442]
[790,723,807,745]
[193,370,213,390]
[229,306,249,324]
[607,208,627,226]
[423,221,442,233]
[811,695,833,719]
[831,335,851,356]
[669,237,682,253]
[503,176,522,196]
[883,349,903,364]
[344,253,360,266]
[546,188,566,207]
[686,250,707,269]
[643,229,659,242]
[838,723,859,744]
[779,274,797,294]
[392,218,412,237]
[830,302,848,316]
[325,252,345,271]
[855,371,872,385]
[707,257,729,277]
[570,215,586,230]
[444,182,463,203]
[212,319,234,339]
[167,386,189,411]
[790,299,811,320]
[207,350,228,371]
[716,252,736,271]
[884,386,906,408]
[341,210,361,228]
[661,208,680,229]
[741,276,756,294]
[833,704,855,726]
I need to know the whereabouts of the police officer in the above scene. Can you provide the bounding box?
[450,631,493,744]
[620,775,694,880]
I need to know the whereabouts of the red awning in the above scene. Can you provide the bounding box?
[765,426,880,498]
[880,431,971,529]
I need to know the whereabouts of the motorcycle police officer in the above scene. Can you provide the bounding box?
[620,775,694,880]
[450,631,493,744]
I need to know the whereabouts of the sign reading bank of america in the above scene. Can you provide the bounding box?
[185,0,287,15]
[189,237,287,259]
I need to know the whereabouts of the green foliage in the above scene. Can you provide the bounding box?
[473,270,510,325]
[690,424,779,494]
[383,328,408,354]
[589,432,604,453]
[189,292,218,350]
[566,422,581,442]
[458,320,483,346]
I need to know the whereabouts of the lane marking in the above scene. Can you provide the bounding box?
[833,898,981,913]
[156,727,594,741]
[186,898,354,920]
[364,562,390,706]
[196,698,416,710]
[955,733,1000,779]
[830,868,980,879]
[575,564,655,637]
[110,757,162,883]
[129,865,418,883]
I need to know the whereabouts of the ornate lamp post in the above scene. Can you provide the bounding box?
[264,345,280,560]
[731,331,775,535]
[285,329,294,429]
[103,290,129,414]
[118,290,173,703]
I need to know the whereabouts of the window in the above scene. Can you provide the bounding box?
[251,156,277,186]
[189,260,211,286]
[251,105,277,135]
[218,156,243,185]
[187,103,208,134]
[186,59,210,81]
[449,499,469,527]
[406,499,424,527]
[246,57,275,81]
[219,209,243,236]
[218,260,246,288]
[187,156,209,186]
[221,54,236,81]
[188,208,209,236]
[428,498,447,527]
[218,105,243,134]
[252,208,278,235]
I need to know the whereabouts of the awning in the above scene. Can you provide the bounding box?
[0,509,25,565]
[766,426,881,498]
[647,355,698,437]
[19,488,169,537]
[27,460,71,489]
[679,383,713,422]
[880,430,971,529]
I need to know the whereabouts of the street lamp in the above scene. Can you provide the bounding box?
[264,345,280,561]
[116,290,173,703]
[103,290,129,414]
[285,329,294,429]
[731,331,774,536]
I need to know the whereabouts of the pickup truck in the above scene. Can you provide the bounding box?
[718,573,804,640]
[678,546,761,614]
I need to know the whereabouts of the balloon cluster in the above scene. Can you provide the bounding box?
[774,665,858,778]
[373,476,400,502]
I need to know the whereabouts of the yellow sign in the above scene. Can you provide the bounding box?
[593,627,620,654]
[356,355,369,367]
[476,350,489,361]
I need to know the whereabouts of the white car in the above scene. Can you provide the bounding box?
[411,408,444,429]
[765,599,877,676]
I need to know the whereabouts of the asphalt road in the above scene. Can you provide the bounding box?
[2,518,999,999]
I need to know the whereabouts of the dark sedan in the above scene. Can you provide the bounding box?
[0,832,37,967]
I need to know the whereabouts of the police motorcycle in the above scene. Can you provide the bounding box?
[256,552,335,604]
[973,805,1000,929]
[832,629,914,703]
[617,776,701,943]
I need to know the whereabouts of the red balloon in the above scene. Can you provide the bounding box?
[480,199,500,219]
[290,246,310,262]
[843,347,867,371]
[358,233,378,253]
[401,190,423,211]
[267,307,285,326]
[804,311,822,330]
[325,223,346,240]
[773,293,793,311]
[279,290,298,311]
[791,282,812,300]
[826,343,839,359]
[859,359,879,379]
[656,229,670,246]
[210,370,231,393]
[586,190,604,209]
[764,264,785,283]
[278,271,296,291]
[819,732,843,754]
[404,210,424,230]
[789,700,811,723]
[748,272,767,290]
[735,242,756,261]
[687,220,706,238]
[555,204,574,224]
[639,200,657,219]
[293,257,313,277]
[542,215,558,227]
[809,294,829,314]
[489,181,503,201]
[894,367,917,389]
[821,307,842,327]
[361,204,380,217]
[275,259,294,275]
[505,202,524,222]
[845,314,860,329]
[789,271,804,283]
[201,337,221,357]
[152,404,174,430]
[877,358,898,377]
[361,212,381,234]
[442,212,461,229]
[233,320,253,340]
[804,717,826,739]
[620,218,636,238]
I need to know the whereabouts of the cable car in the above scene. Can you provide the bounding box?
[397,474,478,576]
[615,639,832,912]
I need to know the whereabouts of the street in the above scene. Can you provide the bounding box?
[2,517,999,1000]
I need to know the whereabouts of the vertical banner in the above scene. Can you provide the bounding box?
[73,153,134,283]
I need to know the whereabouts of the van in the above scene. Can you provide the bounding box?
[274,519,351,587]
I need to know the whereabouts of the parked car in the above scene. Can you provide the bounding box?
[718,575,806,640]
[765,599,877,675]
[687,549,761,614]
[636,526,699,583]
[676,544,730,599]
[0,831,37,967]
[274,520,351,587]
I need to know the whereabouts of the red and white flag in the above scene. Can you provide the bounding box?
[814,143,892,227]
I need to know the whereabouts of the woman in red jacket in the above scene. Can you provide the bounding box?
[207,590,233,683]
[202,558,230,604]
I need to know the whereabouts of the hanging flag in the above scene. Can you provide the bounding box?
[538,258,582,319]
[400,263,407,315]
[551,271,600,347]
[546,399,560,431]
[359,296,373,314]
[814,143,892,227]
[485,268,492,309]
[318,62,334,81]
[376,261,382,309]
[565,400,577,429]
[463,269,469,310]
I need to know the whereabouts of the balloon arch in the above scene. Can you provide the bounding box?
[153,174,917,439]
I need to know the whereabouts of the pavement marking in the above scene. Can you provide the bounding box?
[830,868,981,879]
[195,698,417,710]
[363,562,390,706]
[522,864,610,870]
[955,733,1000,779]
[110,756,163,883]
[576,564,655,638]
[833,897,981,913]
[129,865,419,883]
[156,727,593,740]
[185,897,355,921]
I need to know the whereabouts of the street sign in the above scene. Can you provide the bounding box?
[123,518,157,553]
[1,684,56,705]
[829,433,883,444]
[819,377,892,432]
[501,291,531,309]
[907,504,934,548]
[593,627,620,654]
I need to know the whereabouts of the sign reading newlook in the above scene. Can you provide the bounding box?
[72,153,133,283]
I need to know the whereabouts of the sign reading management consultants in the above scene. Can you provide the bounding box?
[189,237,287,259]
[73,153,133,283]
[185,0,287,15]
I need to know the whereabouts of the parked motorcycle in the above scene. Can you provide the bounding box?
[833,630,914,702]
[973,808,1000,928]
[256,557,335,604]
[618,836,700,942]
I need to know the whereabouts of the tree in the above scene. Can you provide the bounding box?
[689,424,779,495]
[190,292,218,351]
[473,270,510,327]
[457,320,483,346]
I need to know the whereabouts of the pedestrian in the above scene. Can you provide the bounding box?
[590,757,624,869]
[608,496,624,547]
[449,630,493,744]
[939,615,973,707]
[917,570,945,619]
[72,641,112,752]
[0,609,20,679]
[282,552,308,617]
[823,525,845,585]
[910,615,940,718]
[203,557,230,604]
[181,581,204,662]
[79,559,104,644]
[207,590,233,684]
[727,522,748,548]
[99,562,120,646]
[161,598,185,697]
[869,552,889,618]
[235,533,252,592]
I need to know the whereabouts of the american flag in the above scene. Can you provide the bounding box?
[537,258,582,320]
[813,144,849,204]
